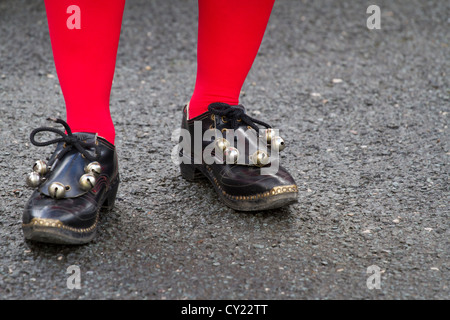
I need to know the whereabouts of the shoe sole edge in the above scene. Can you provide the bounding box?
[181,162,298,211]
[22,223,96,245]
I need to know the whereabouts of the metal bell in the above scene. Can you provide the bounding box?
[79,173,96,191]
[32,160,48,176]
[48,182,66,199]
[215,138,230,152]
[84,161,101,176]
[271,136,285,152]
[26,172,42,188]
[224,147,240,164]
[265,129,275,144]
[252,150,269,166]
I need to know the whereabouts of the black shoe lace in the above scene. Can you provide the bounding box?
[30,118,100,167]
[207,102,272,133]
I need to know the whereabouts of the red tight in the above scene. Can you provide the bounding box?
[189,0,275,118]
[44,0,274,143]
[44,0,125,144]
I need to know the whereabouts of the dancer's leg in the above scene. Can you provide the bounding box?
[44,0,126,144]
[188,0,275,119]
[22,0,125,245]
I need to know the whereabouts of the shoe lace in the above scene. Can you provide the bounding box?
[30,118,100,167]
[207,102,272,133]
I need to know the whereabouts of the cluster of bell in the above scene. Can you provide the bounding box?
[26,160,48,188]
[264,128,285,152]
[26,160,101,199]
[79,161,101,191]
[215,138,240,164]
[213,128,285,166]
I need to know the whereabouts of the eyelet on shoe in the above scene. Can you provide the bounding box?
[209,124,214,130]
[221,128,228,133]
[211,115,215,121]
[237,118,242,122]
[221,116,228,123]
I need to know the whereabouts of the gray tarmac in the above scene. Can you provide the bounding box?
[0,0,448,300]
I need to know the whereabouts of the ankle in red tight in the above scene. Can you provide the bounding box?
[44,0,125,144]
[188,0,275,119]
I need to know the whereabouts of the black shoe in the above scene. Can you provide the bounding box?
[22,118,120,244]
[178,102,298,211]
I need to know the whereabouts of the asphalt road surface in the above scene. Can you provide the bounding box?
[0,0,448,300]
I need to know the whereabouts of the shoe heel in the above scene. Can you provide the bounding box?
[102,178,120,211]
[180,163,203,181]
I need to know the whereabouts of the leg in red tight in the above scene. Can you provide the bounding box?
[188,0,275,119]
[44,0,125,144]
